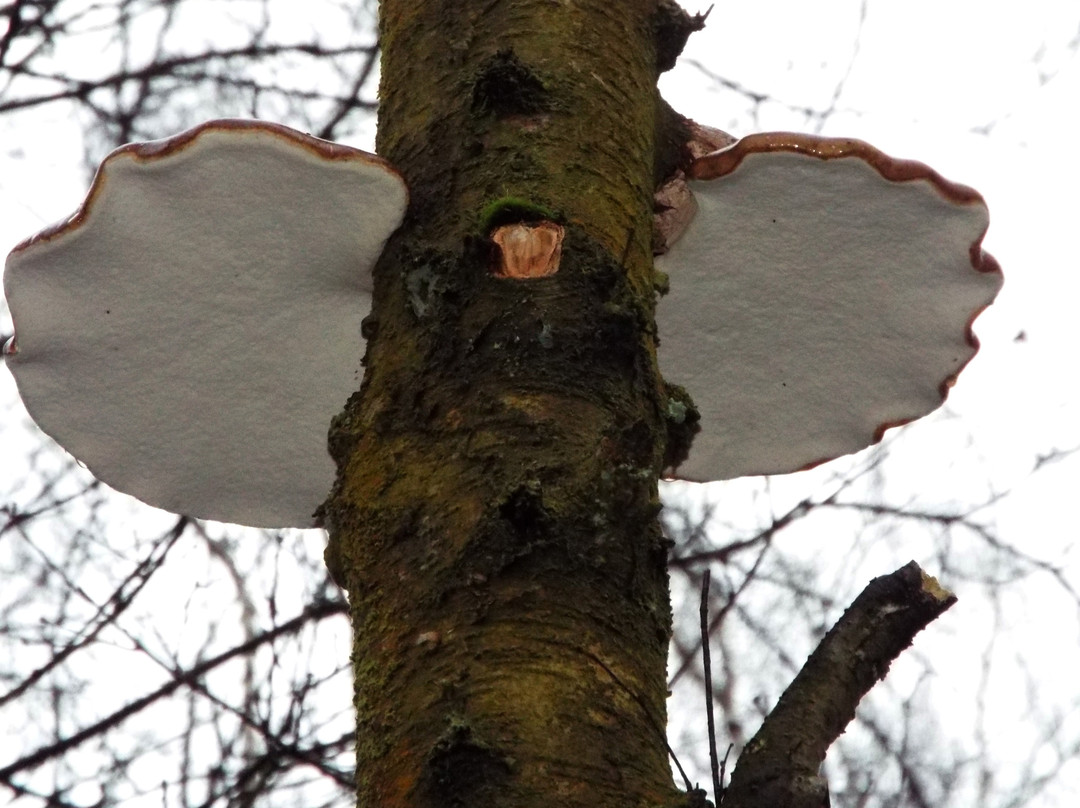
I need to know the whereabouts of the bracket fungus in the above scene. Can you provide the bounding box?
[3,120,406,528]
[2,117,1001,529]
[656,132,1002,481]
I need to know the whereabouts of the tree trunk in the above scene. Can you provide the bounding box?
[322,1,691,806]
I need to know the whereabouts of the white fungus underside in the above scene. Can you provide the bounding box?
[5,128,406,527]
[657,151,1000,480]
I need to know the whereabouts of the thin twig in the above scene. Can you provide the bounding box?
[0,598,346,783]
[586,649,695,793]
[701,569,723,804]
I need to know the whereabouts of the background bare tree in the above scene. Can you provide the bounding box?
[3,1,1079,806]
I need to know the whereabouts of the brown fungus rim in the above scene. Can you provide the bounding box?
[7,118,405,257]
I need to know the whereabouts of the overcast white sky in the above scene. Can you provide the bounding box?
[652,0,1080,562]
[1,1,1078,805]
[656,4,1080,801]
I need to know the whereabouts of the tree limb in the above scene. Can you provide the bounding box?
[721,561,957,808]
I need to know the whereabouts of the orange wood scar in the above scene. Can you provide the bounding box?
[491,221,564,278]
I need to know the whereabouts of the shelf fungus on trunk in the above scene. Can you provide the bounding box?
[3,116,1003,530]
[655,131,1003,482]
[2,119,406,528]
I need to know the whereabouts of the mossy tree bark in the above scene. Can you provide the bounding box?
[318,3,958,806]
[321,1,695,807]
